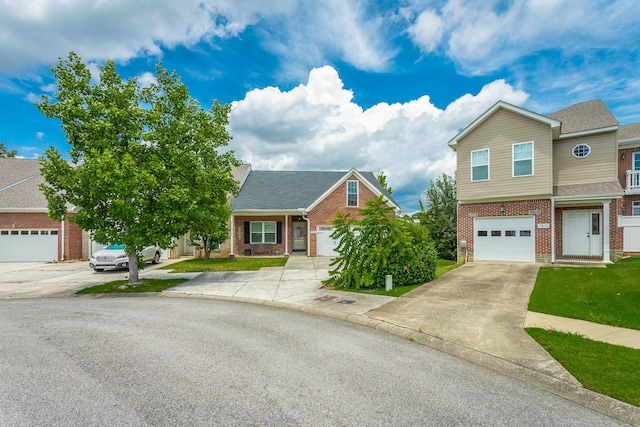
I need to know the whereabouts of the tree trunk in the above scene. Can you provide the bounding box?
[203,237,211,260]
[128,252,140,284]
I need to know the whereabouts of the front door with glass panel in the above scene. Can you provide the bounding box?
[562,210,602,257]
[292,222,307,251]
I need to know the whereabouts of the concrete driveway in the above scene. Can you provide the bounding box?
[366,262,580,385]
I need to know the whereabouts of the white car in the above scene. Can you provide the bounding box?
[89,244,161,272]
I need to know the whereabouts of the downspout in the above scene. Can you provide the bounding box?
[551,197,555,264]
[302,213,311,257]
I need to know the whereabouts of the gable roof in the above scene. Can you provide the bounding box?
[547,99,618,136]
[231,169,398,212]
[0,158,49,211]
[448,101,561,149]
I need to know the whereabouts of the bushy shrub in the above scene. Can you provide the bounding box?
[325,196,437,289]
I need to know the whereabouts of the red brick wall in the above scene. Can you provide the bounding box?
[458,199,552,262]
[0,212,84,260]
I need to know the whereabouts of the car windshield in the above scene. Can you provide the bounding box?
[105,244,126,250]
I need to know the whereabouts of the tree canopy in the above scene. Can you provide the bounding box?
[0,142,17,157]
[37,52,239,282]
[415,173,457,260]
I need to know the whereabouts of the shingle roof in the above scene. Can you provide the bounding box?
[548,99,618,135]
[553,181,623,198]
[0,158,49,210]
[231,170,395,211]
[618,122,640,141]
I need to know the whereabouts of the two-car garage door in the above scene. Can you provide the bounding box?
[0,229,58,262]
[474,217,534,263]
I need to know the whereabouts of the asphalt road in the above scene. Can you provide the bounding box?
[0,297,626,426]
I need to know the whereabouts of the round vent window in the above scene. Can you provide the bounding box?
[572,144,591,158]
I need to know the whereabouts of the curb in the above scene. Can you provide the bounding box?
[161,292,640,426]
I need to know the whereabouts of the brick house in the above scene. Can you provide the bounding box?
[449,99,640,263]
[0,158,86,261]
[229,167,399,257]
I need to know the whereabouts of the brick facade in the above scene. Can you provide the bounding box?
[0,212,84,261]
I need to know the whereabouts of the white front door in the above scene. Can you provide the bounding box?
[562,210,602,256]
[292,222,306,251]
[316,226,339,257]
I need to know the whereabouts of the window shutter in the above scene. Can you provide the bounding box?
[277,222,282,244]
[244,222,250,244]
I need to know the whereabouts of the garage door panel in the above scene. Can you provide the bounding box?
[0,230,58,262]
[474,218,534,262]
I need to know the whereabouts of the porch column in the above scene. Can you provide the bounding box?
[550,198,555,263]
[603,201,611,263]
[284,215,290,256]
[229,215,235,257]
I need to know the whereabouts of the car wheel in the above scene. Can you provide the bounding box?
[152,252,160,264]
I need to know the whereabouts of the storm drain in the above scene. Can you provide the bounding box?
[338,300,356,304]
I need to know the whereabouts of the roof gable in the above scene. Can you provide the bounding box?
[231,169,398,212]
[448,101,561,149]
[0,158,50,211]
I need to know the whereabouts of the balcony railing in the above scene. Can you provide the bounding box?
[627,170,640,192]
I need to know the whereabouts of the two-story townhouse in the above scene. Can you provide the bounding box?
[449,99,638,264]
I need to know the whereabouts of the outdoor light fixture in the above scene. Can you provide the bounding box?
[499,204,505,212]
[622,152,627,159]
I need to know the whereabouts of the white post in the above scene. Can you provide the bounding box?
[284,214,289,256]
[603,201,611,263]
[229,215,235,257]
[550,198,555,264]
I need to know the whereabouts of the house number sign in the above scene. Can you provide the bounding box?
[537,223,550,229]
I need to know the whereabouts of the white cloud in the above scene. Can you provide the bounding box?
[0,0,297,75]
[137,72,157,88]
[229,66,528,211]
[36,132,44,139]
[407,9,444,53]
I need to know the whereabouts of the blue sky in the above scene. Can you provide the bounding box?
[1,0,639,212]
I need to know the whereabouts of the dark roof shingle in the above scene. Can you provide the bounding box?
[548,99,618,134]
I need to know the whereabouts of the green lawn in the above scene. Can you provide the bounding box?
[526,328,640,407]
[528,257,640,330]
[163,257,288,272]
[342,259,458,297]
[77,278,188,294]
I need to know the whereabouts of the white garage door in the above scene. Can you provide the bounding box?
[474,217,534,262]
[316,226,339,257]
[0,229,58,262]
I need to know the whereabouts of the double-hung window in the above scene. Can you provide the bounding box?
[251,221,276,243]
[347,180,358,207]
[633,201,640,216]
[513,141,533,176]
[634,152,640,171]
[471,149,489,181]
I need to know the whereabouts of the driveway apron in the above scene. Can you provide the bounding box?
[365,262,580,385]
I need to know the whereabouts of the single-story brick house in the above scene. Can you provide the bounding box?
[229,167,400,257]
[0,158,87,262]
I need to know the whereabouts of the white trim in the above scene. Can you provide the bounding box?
[572,143,591,159]
[448,101,561,148]
[250,221,277,244]
[558,125,618,139]
[603,201,611,263]
[512,141,534,177]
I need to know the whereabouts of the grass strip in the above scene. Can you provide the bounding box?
[528,257,640,330]
[526,327,640,407]
[77,278,188,294]
[163,257,288,272]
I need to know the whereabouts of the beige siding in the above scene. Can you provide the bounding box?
[553,131,617,186]
[457,108,553,202]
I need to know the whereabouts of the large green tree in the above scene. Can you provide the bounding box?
[415,173,457,260]
[37,52,238,283]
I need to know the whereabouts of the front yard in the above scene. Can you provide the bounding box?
[526,257,640,407]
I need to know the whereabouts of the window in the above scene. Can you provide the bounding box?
[633,201,640,216]
[250,221,276,244]
[572,144,591,158]
[347,180,358,207]
[520,230,531,237]
[491,230,501,237]
[477,230,488,237]
[505,230,516,237]
[471,149,489,181]
[513,142,533,176]
[634,152,640,171]
[0,230,8,235]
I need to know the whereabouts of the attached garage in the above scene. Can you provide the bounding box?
[316,226,339,257]
[0,229,59,262]
[474,217,535,262]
